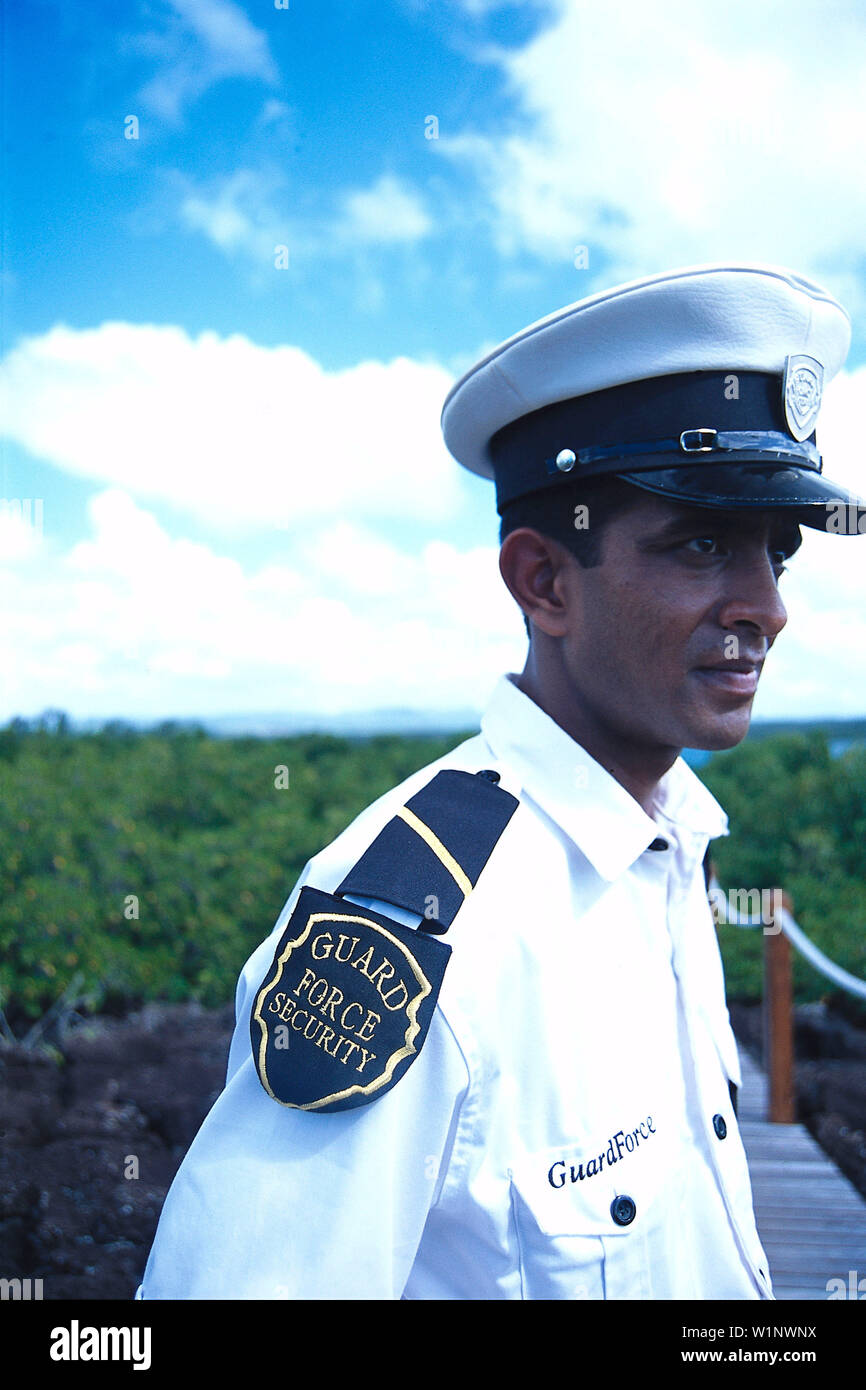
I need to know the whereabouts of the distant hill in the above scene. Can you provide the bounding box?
[199,708,481,738]
[5,708,866,744]
[745,718,866,744]
[4,707,480,739]
[682,719,866,768]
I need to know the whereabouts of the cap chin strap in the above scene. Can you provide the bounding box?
[547,430,821,476]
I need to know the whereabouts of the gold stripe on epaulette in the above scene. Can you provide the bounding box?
[396,806,472,898]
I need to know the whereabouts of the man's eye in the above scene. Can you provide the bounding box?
[683,536,722,555]
[681,537,791,570]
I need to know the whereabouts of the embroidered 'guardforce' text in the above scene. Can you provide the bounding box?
[548,1116,656,1188]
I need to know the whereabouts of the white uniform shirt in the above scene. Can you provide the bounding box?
[137,674,772,1300]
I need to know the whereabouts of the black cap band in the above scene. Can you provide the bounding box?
[489,369,814,512]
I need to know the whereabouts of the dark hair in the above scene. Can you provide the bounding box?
[499,476,645,635]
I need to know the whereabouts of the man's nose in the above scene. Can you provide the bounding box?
[715,552,788,643]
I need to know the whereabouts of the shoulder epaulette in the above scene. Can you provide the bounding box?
[250,769,519,1112]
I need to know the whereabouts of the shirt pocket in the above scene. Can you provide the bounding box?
[508,1134,680,1301]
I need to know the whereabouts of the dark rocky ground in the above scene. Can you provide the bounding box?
[1,999,865,1301]
[0,1002,236,1301]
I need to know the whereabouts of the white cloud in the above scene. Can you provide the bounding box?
[338,174,433,246]
[135,0,278,123]
[2,474,863,724]
[438,0,866,294]
[0,322,463,532]
[0,490,523,720]
[259,98,292,128]
[176,168,433,267]
[179,169,281,256]
[2,322,864,723]
[0,501,43,564]
[755,528,866,719]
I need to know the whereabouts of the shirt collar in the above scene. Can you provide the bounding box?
[480,674,729,881]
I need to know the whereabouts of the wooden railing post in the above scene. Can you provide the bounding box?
[764,889,795,1123]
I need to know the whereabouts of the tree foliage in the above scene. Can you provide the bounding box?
[0,722,463,1030]
[1,720,863,1030]
[702,734,866,1008]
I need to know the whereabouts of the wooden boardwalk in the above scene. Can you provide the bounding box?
[738,1049,866,1300]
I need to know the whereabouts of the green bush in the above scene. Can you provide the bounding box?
[702,736,866,1007]
[1,720,863,1030]
[0,722,463,1030]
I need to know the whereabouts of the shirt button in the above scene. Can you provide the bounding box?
[610,1195,636,1226]
[713,1113,728,1140]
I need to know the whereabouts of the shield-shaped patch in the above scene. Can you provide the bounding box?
[250,885,451,1112]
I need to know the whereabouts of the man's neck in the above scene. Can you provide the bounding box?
[515,664,680,819]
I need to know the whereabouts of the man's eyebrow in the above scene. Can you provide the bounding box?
[639,511,741,541]
[638,510,803,552]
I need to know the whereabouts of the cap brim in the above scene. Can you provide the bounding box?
[616,462,866,533]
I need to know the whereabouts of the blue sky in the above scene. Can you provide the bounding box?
[2,0,866,724]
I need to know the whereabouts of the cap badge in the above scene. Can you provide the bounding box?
[783,355,824,441]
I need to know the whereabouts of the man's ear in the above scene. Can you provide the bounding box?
[499,528,573,638]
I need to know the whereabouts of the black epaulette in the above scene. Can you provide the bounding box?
[250,769,519,1113]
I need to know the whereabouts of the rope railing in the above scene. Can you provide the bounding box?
[708,872,866,1123]
[708,875,866,1001]
[776,904,866,1002]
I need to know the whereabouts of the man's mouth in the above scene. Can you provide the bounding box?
[692,657,763,697]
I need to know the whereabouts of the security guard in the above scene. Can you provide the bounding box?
[138,264,864,1300]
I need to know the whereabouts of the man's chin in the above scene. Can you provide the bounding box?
[684,706,754,752]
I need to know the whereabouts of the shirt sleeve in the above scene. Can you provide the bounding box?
[137,885,470,1301]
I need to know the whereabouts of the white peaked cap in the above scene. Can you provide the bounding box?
[440,263,863,530]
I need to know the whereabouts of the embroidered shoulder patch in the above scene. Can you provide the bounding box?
[250,885,451,1112]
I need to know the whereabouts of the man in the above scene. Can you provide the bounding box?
[138,263,863,1300]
